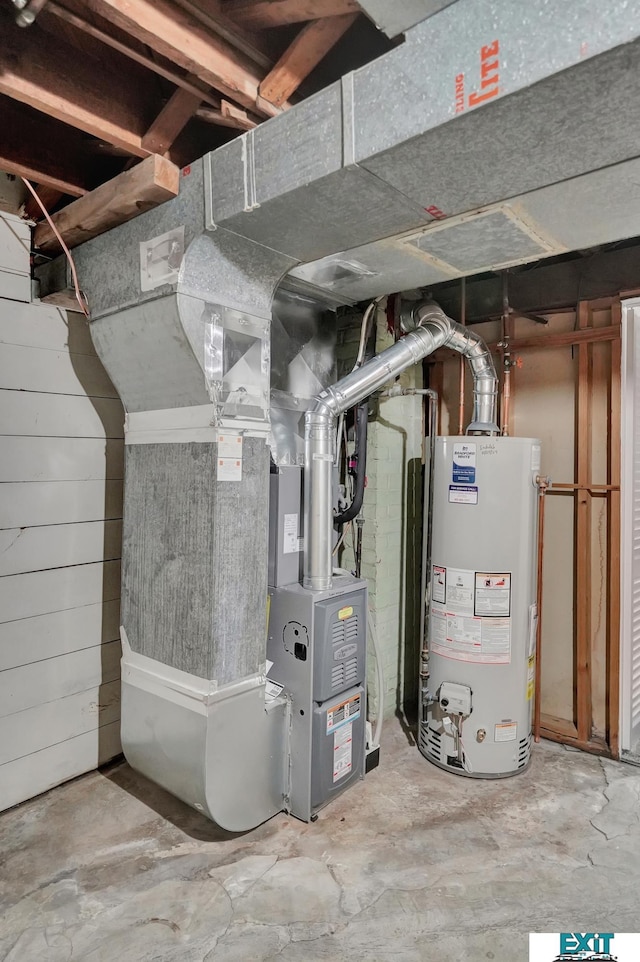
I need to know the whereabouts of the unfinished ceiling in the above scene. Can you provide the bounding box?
[0,0,392,221]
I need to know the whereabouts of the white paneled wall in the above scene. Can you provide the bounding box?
[0,214,124,811]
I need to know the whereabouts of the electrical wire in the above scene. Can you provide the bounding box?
[21,177,89,318]
[351,295,384,372]
[332,521,352,556]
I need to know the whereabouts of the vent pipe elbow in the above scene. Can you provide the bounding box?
[412,301,499,436]
[303,299,498,592]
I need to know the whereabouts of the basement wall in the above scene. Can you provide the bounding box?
[0,214,123,812]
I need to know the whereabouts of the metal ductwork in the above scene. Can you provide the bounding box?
[303,301,498,591]
[36,0,640,827]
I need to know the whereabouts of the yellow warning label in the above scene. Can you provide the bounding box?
[526,654,535,701]
[338,605,353,621]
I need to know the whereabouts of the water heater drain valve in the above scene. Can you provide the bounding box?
[438,682,472,716]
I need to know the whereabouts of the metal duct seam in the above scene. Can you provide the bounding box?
[303,301,498,591]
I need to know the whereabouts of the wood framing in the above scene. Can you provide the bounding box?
[33,155,179,252]
[142,87,203,154]
[575,301,593,742]
[87,0,281,116]
[259,13,357,107]
[229,0,360,29]
[0,97,88,197]
[0,21,151,156]
[608,301,622,757]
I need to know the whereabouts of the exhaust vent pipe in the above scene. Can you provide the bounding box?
[303,300,498,591]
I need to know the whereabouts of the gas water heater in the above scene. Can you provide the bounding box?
[420,435,540,777]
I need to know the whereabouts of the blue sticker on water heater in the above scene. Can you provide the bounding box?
[452,442,476,484]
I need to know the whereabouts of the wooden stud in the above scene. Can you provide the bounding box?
[228,0,360,29]
[575,301,593,742]
[259,13,358,108]
[87,0,282,116]
[33,154,179,252]
[142,87,203,154]
[607,302,622,757]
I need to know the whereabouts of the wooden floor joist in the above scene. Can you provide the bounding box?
[229,0,360,29]
[33,154,179,253]
[0,17,152,157]
[259,13,357,108]
[88,0,282,117]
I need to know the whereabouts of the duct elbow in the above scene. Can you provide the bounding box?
[406,300,499,434]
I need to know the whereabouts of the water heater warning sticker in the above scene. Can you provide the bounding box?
[432,565,446,605]
[495,721,517,742]
[474,572,511,616]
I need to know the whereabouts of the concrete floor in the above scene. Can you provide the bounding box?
[1,722,640,962]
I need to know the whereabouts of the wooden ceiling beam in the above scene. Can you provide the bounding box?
[86,0,283,117]
[33,154,179,252]
[171,0,274,68]
[227,0,360,29]
[45,3,223,111]
[259,13,357,107]
[0,96,87,198]
[0,16,151,156]
[142,87,204,154]
[24,186,65,222]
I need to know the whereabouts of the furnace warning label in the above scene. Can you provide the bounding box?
[327,693,361,733]
[333,721,353,782]
[283,513,299,554]
[446,568,475,615]
[432,565,446,605]
[474,572,511,617]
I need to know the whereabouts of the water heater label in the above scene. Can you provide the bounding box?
[474,572,511,616]
[446,568,475,614]
[432,565,446,605]
[449,484,478,504]
[333,722,353,782]
[452,442,476,483]
[494,721,517,742]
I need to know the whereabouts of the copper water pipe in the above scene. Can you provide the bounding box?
[457,276,466,435]
[533,475,550,742]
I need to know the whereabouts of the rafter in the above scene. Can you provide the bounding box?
[33,154,179,252]
[227,0,360,29]
[259,13,357,107]
[0,96,87,197]
[0,13,152,156]
[86,0,283,117]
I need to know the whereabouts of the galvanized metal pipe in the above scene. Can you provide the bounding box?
[303,301,499,591]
